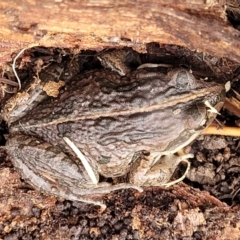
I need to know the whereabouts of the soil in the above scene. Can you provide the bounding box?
[1,43,240,239]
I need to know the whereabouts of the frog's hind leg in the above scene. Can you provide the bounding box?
[6,134,143,210]
[6,135,108,209]
[129,152,193,187]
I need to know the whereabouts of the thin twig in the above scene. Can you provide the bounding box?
[12,47,29,90]
[63,137,98,184]
[203,125,240,136]
[0,78,19,86]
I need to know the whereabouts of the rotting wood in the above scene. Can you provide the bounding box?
[1,163,239,239]
[1,1,240,239]
[0,0,240,65]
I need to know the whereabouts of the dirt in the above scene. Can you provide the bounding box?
[0,44,240,239]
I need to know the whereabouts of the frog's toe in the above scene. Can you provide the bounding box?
[129,152,193,187]
[162,156,192,188]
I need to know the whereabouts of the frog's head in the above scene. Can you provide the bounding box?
[168,68,226,128]
[163,69,226,153]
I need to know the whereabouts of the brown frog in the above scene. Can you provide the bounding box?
[3,63,225,208]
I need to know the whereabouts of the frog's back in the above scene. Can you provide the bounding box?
[10,68,222,131]
[7,68,225,177]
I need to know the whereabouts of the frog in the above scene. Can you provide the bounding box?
[3,58,225,209]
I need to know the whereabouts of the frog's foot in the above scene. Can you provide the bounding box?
[67,183,143,212]
[95,182,143,193]
[61,193,107,210]
[161,157,191,188]
[129,152,193,187]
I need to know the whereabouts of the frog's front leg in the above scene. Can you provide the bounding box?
[129,152,193,187]
[6,134,143,209]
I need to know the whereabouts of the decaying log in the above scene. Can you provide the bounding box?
[1,163,240,239]
[0,0,240,64]
[1,0,240,239]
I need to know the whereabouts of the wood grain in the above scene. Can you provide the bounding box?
[0,0,239,65]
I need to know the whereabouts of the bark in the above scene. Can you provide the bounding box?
[1,1,240,239]
[1,163,239,239]
[0,0,239,64]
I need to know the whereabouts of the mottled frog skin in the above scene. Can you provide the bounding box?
[4,65,225,208]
